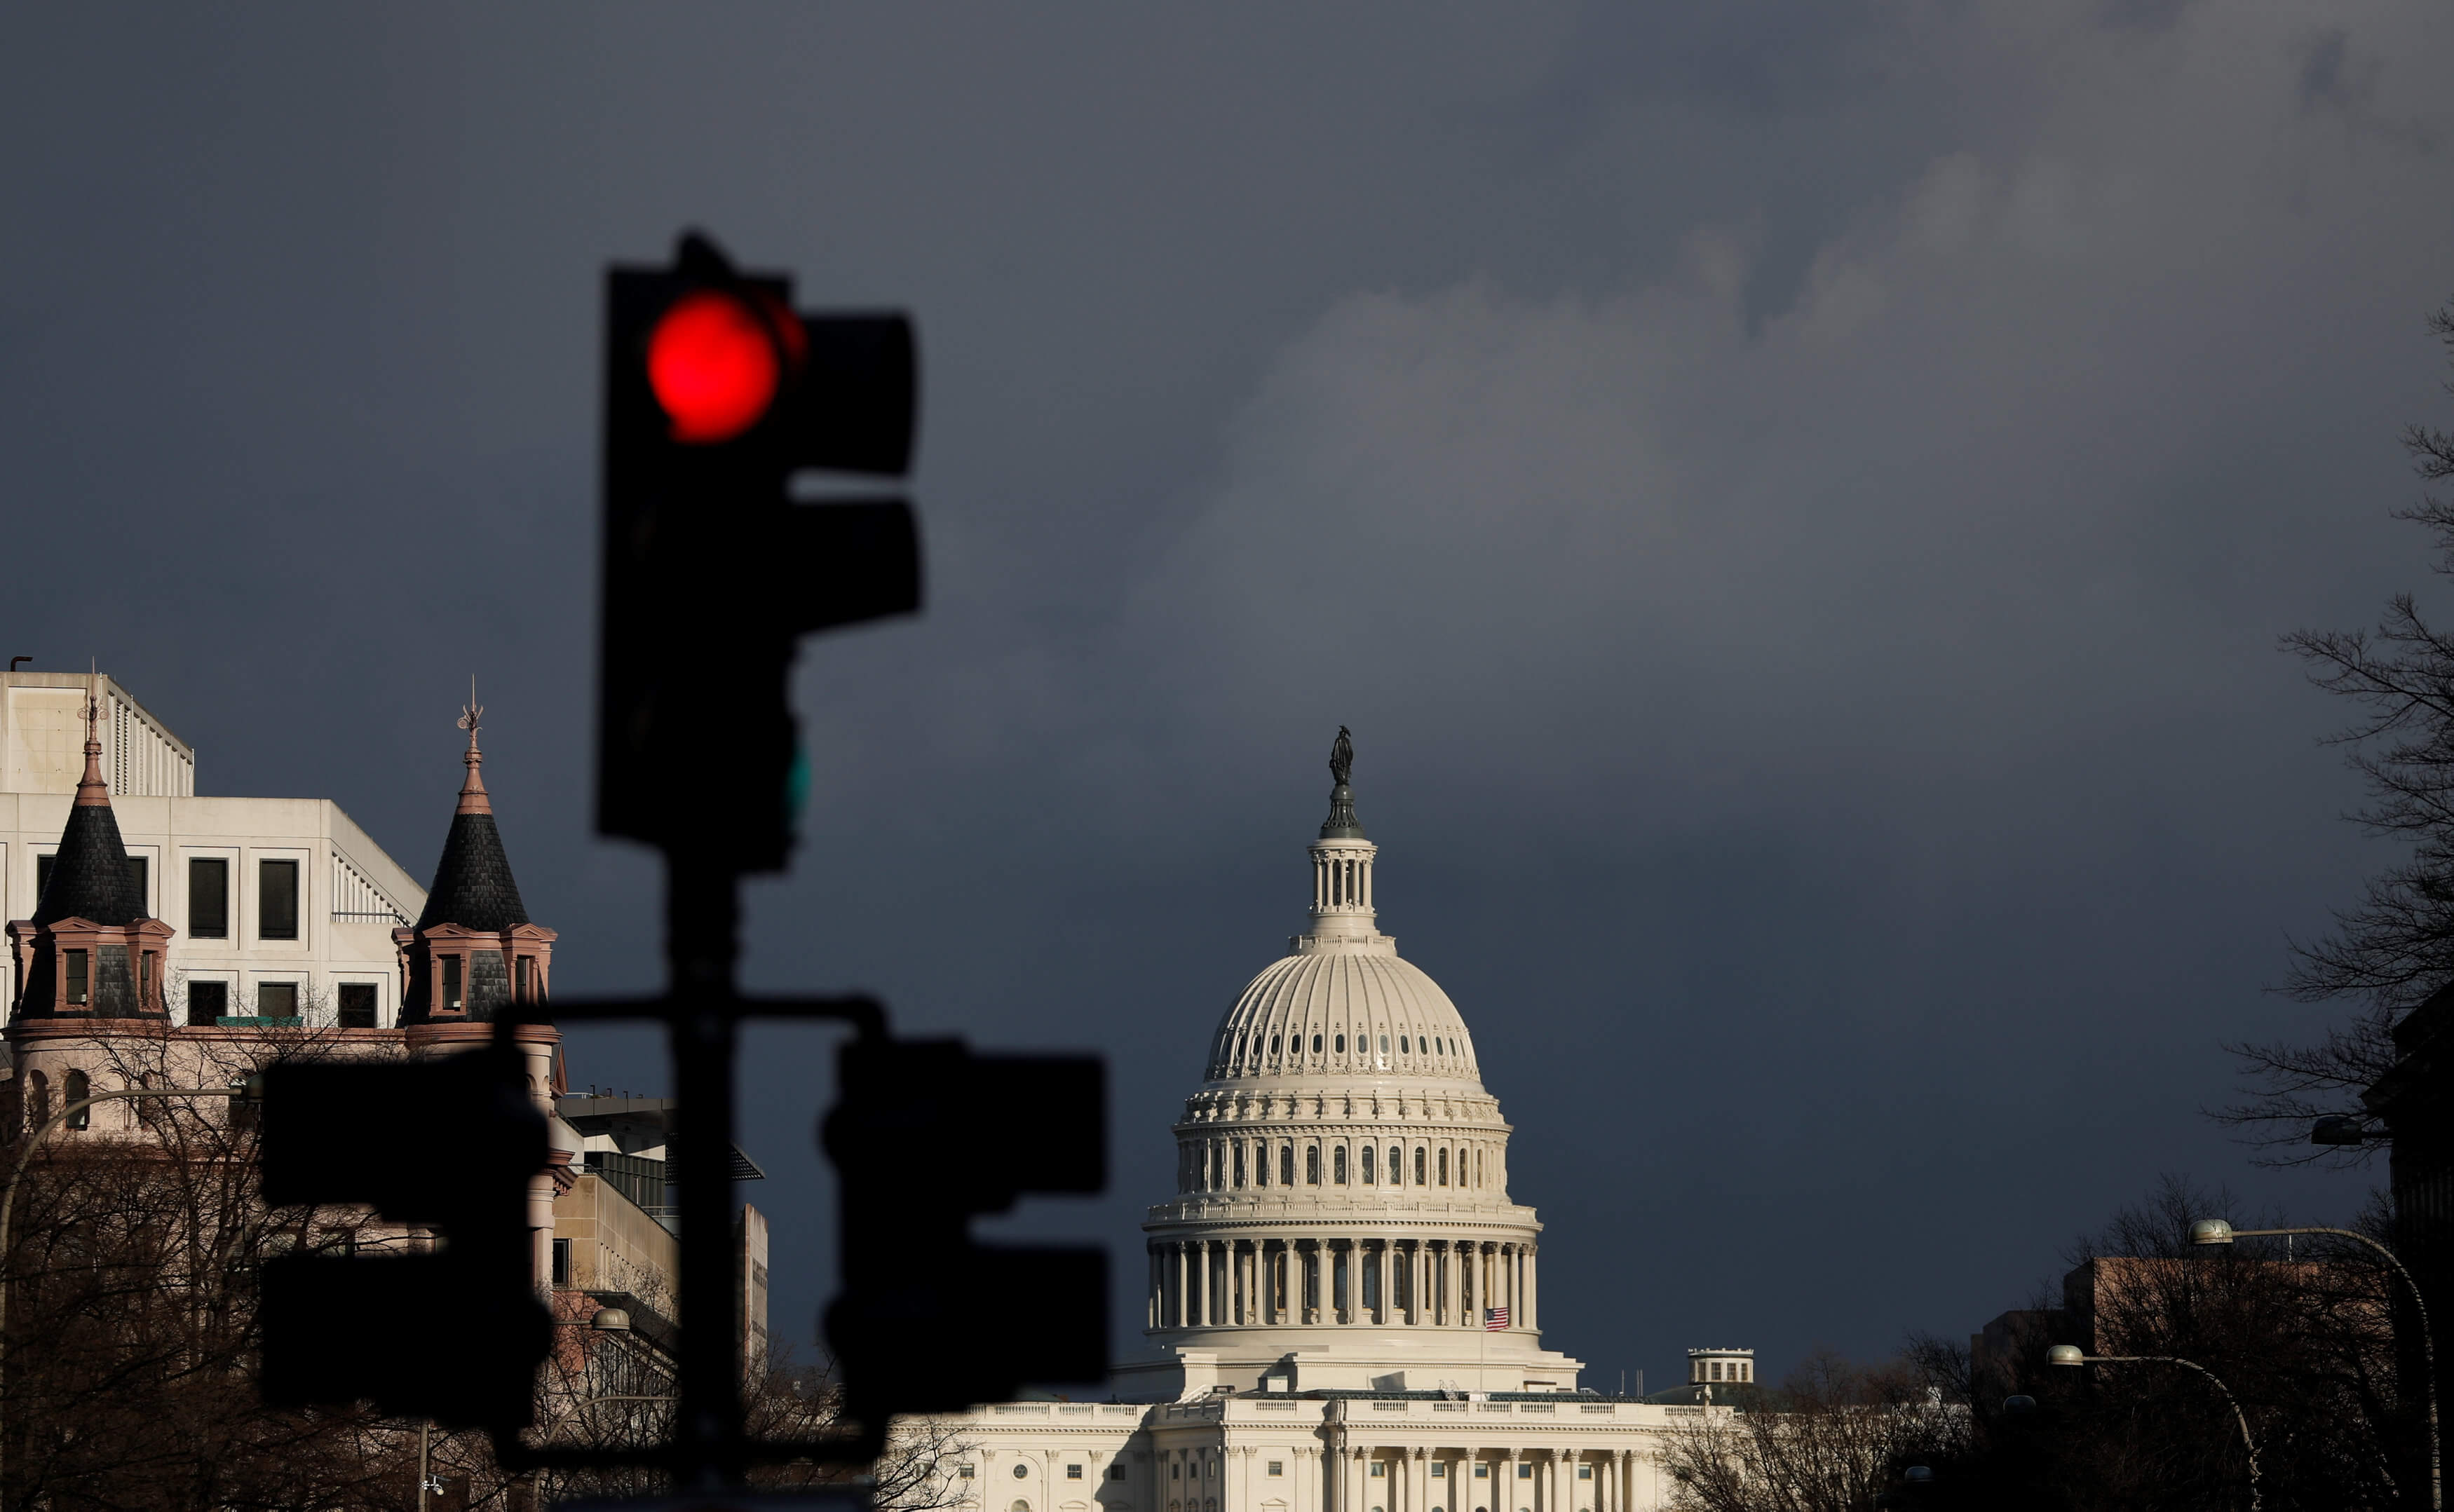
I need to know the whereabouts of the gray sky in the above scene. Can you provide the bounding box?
[6,3,2453,1393]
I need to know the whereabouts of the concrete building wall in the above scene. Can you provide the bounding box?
[0,794,424,1028]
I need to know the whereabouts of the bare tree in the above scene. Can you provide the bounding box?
[1660,1347,1967,1512]
[2224,297,2454,1162]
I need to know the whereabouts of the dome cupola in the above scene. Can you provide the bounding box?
[1124,731,1580,1399]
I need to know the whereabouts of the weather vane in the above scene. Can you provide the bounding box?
[459,676,483,744]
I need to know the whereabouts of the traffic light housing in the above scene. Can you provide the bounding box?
[822,1040,1108,1422]
[598,231,921,871]
[256,1048,552,1430]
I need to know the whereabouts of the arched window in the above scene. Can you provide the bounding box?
[1312,1033,1322,1054]
[1334,1034,1345,1054]
[64,1069,90,1131]
[1439,1148,1449,1185]
[1362,1145,1376,1183]
[1388,1146,1402,1184]
[1280,1145,1294,1185]
[1399,1035,1409,1054]
[1233,1144,1246,1187]
[1414,1147,1427,1185]
[1378,1035,1390,1054]
[1306,1146,1320,1185]
[1270,1033,1281,1056]
[26,1071,48,1131]
[1333,1145,1348,1183]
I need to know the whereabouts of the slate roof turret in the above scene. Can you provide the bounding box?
[33,688,147,927]
[413,700,529,932]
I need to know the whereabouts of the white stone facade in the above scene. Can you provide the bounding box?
[922,777,1723,1512]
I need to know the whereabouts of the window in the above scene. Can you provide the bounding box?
[1518,1466,1533,1480]
[1111,1466,1127,1482]
[1279,1145,1294,1185]
[64,948,88,1007]
[516,955,531,1002]
[551,1237,571,1285]
[1415,1147,1427,1185]
[259,981,298,1018]
[1333,1145,1348,1183]
[337,983,377,1028]
[126,855,147,911]
[1311,1033,1322,1054]
[1066,1466,1083,1481]
[1477,1150,1484,1186]
[1439,1148,1449,1185]
[188,857,229,937]
[1306,1145,1320,1184]
[1362,1146,1376,1184]
[187,979,228,1028]
[1172,1466,1180,1481]
[1270,1034,1280,1055]
[258,859,299,940]
[1710,1362,1723,1382]
[1014,1465,1030,1480]
[1578,1468,1592,1481]
[1268,1464,1284,1478]
[1388,1147,1401,1184]
[1371,1466,1386,1479]
[1399,1035,1409,1053]
[442,955,463,1013]
[1233,1145,1246,1187]
[960,1466,977,1480]
[1475,1466,1490,1480]
[1432,1464,1447,1478]
[1379,1035,1389,1054]
[64,1069,89,1129]
[1334,1034,1345,1053]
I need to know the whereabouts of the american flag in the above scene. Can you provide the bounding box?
[1484,1307,1508,1330]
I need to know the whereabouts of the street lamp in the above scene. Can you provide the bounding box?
[0,1080,259,1512]
[2192,1217,2440,1511]
[2049,1344,2262,1511]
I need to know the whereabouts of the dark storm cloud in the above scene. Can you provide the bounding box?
[4,0,2453,1391]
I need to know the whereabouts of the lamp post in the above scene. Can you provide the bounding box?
[2192,1217,2440,1511]
[2047,1344,2261,1511]
[0,1080,256,1512]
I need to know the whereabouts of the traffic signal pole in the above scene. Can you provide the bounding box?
[258,230,1106,1501]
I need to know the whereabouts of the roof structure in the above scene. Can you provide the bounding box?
[413,696,529,932]
[32,688,148,927]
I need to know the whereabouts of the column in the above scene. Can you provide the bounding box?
[1411,1448,1428,1512]
[1502,1452,1519,1512]
[1374,1241,1391,1324]
[1410,1244,1428,1324]
[1523,1247,1536,1330]
[1174,1243,1188,1327]
[1353,1448,1371,1512]
[1225,1447,1242,1512]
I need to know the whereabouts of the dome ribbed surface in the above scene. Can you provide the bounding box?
[1205,947,1481,1083]
[34,803,147,927]
[414,812,529,932]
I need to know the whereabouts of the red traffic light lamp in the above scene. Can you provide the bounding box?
[645,289,787,442]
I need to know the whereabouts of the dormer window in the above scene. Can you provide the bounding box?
[442,954,463,1012]
[65,950,88,1007]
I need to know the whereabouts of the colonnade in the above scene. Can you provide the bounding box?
[1329,1446,1643,1512]
[1148,1238,1536,1331]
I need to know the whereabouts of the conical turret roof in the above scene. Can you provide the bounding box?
[34,688,147,927]
[414,704,529,932]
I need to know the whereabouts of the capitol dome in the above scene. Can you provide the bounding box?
[1120,731,1582,1400]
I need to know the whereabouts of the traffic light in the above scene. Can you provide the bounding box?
[597,231,921,871]
[256,1048,551,1430]
[821,1039,1108,1422]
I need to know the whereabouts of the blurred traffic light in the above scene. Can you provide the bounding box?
[597,231,921,871]
[822,1038,1108,1421]
[256,1049,551,1430]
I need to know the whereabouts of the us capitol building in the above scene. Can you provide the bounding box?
[926,735,1745,1512]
